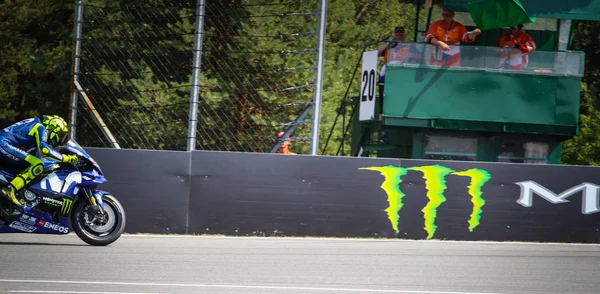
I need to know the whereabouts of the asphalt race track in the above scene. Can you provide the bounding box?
[0,234,599,294]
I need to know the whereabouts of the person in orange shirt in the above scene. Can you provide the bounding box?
[496,24,536,70]
[375,26,415,119]
[424,10,481,66]
[376,26,408,82]
[274,131,297,155]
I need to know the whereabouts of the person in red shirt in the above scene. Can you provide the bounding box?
[496,24,536,70]
[424,10,481,66]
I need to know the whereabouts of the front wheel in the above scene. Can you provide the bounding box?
[71,194,126,246]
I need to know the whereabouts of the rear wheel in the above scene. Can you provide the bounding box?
[71,194,126,246]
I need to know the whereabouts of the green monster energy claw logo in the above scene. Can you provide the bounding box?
[61,198,73,215]
[359,164,491,239]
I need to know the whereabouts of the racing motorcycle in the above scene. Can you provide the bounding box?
[0,140,126,246]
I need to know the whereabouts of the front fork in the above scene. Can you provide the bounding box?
[82,187,106,215]
[79,187,111,227]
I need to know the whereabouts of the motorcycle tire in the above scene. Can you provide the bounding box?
[70,194,126,246]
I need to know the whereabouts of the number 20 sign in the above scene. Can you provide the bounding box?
[360,50,378,121]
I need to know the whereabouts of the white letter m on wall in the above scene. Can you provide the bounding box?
[515,181,600,215]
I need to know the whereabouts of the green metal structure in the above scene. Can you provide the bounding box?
[445,0,600,21]
[349,0,595,164]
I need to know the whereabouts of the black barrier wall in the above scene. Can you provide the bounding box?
[86,148,600,243]
[87,149,190,234]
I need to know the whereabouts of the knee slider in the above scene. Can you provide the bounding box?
[31,163,43,177]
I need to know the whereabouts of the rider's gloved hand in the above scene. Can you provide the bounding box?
[62,154,78,165]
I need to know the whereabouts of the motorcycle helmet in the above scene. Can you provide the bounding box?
[42,115,69,147]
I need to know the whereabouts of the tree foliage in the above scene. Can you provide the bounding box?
[0,0,73,126]
[561,20,600,165]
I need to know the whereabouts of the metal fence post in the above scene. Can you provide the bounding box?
[309,0,328,155]
[187,0,206,151]
[69,1,84,141]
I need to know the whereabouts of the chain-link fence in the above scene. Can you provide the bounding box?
[71,0,322,152]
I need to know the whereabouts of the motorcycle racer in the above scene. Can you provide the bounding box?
[0,115,78,208]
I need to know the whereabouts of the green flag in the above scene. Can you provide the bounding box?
[468,0,536,30]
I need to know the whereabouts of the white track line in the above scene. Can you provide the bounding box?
[122,234,600,246]
[0,279,501,294]
[8,291,161,294]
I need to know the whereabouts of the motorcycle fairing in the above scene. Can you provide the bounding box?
[0,140,106,234]
[0,208,71,234]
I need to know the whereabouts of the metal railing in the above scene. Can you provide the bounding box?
[384,41,585,76]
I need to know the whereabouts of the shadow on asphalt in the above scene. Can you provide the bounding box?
[0,241,86,247]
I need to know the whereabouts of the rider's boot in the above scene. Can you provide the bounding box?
[0,161,41,222]
[3,162,41,208]
[0,184,22,222]
[0,185,21,207]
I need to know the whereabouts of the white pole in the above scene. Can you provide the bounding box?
[309,0,328,155]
